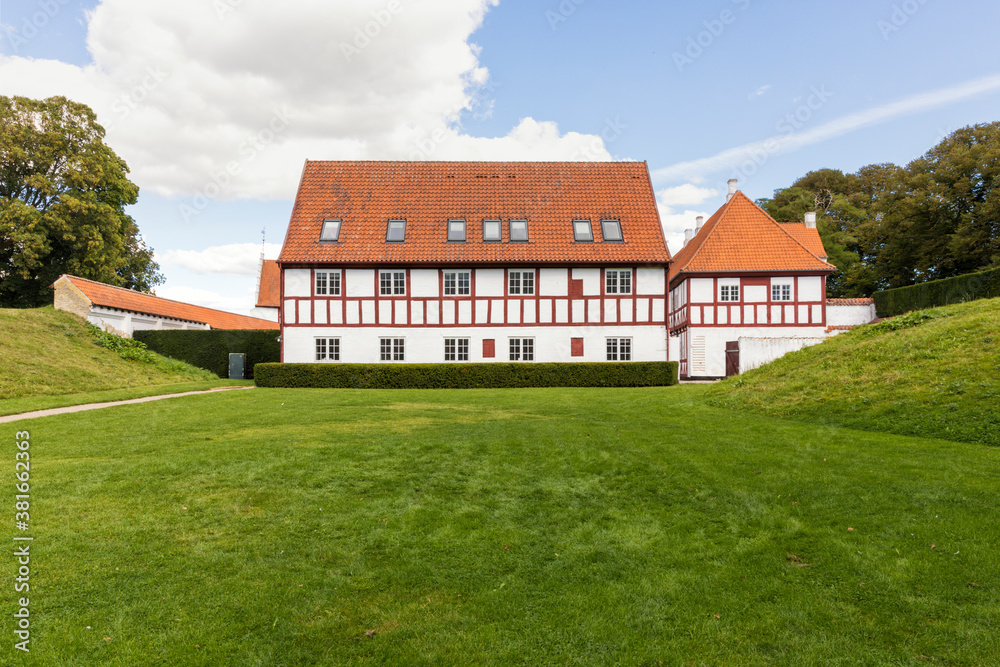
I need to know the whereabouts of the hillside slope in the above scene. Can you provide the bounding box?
[0,307,216,400]
[709,297,1000,446]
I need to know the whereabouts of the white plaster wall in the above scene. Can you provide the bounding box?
[283,325,668,363]
[636,268,665,295]
[88,307,207,337]
[476,269,504,297]
[690,278,713,303]
[284,269,311,297]
[540,269,568,296]
[685,325,827,377]
[739,336,827,373]
[573,268,600,295]
[250,306,279,322]
[346,269,375,297]
[827,304,876,327]
[410,269,439,297]
[744,285,767,302]
[798,276,823,301]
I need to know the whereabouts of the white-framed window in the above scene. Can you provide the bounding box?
[606,338,631,361]
[772,283,792,301]
[606,269,632,294]
[601,219,623,242]
[320,219,341,242]
[315,337,340,361]
[380,338,405,361]
[508,269,535,295]
[448,219,466,242]
[444,270,471,296]
[386,219,407,242]
[315,271,341,296]
[509,338,534,361]
[573,219,593,242]
[510,219,529,242]
[444,338,469,361]
[380,270,406,296]
[483,219,502,242]
[720,284,740,302]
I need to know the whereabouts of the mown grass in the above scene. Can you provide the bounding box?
[709,297,1000,446]
[0,307,222,408]
[3,385,998,665]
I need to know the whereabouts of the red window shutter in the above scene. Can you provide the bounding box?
[571,337,584,357]
[483,339,495,358]
[569,278,583,299]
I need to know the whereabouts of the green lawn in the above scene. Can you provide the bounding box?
[4,385,998,665]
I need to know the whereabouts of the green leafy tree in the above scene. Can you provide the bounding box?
[0,95,163,307]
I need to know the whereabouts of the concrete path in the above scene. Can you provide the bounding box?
[0,386,254,424]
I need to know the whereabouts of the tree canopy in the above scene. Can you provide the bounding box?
[757,122,1000,297]
[0,95,163,307]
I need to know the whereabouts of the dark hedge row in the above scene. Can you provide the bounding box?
[254,361,679,389]
[873,267,1000,317]
[134,329,280,378]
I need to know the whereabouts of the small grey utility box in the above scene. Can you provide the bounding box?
[228,353,245,380]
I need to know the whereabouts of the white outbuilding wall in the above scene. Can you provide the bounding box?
[738,336,826,374]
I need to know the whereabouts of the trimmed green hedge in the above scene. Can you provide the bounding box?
[873,267,1000,317]
[134,329,280,379]
[254,361,679,389]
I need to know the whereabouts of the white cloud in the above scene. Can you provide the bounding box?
[0,0,610,201]
[653,72,1000,183]
[154,284,250,314]
[657,184,718,208]
[158,243,281,276]
[748,84,772,100]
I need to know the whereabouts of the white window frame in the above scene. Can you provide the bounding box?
[315,337,341,361]
[720,284,740,302]
[508,269,535,295]
[315,270,341,296]
[606,338,632,361]
[379,270,406,296]
[380,337,405,362]
[771,283,793,301]
[605,269,632,295]
[443,270,471,296]
[509,337,534,361]
[444,337,470,362]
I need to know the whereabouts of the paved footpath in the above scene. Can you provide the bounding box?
[0,386,254,424]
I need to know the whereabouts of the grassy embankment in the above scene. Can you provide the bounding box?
[0,307,243,416]
[2,385,998,665]
[709,297,1000,446]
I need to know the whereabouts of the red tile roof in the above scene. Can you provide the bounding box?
[278,161,671,266]
[256,260,280,308]
[669,192,835,283]
[778,223,827,259]
[827,298,874,306]
[55,275,279,330]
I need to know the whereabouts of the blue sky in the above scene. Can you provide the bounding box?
[2,0,999,313]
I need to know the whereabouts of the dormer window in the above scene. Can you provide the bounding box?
[320,219,341,242]
[573,219,593,242]
[510,219,528,242]
[386,219,406,242]
[483,219,501,242]
[448,219,466,242]
[601,219,623,242]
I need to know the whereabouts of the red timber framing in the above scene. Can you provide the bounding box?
[280,265,669,329]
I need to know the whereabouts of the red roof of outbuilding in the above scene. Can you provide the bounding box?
[778,223,827,259]
[278,161,671,266]
[256,260,280,308]
[54,275,279,330]
[669,191,834,283]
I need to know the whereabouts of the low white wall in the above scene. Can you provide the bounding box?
[685,326,827,377]
[738,336,826,373]
[88,307,208,337]
[827,303,876,327]
[283,325,668,364]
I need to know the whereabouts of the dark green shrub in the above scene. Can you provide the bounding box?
[134,329,280,378]
[254,361,679,389]
[89,324,155,362]
[873,267,1000,317]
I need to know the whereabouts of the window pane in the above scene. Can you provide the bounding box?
[573,220,593,242]
[606,271,618,294]
[483,219,501,242]
[458,271,470,295]
[315,272,327,295]
[601,219,623,242]
[448,219,466,242]
[510,219,528,242]
[445,338,456,361]
[523,339,533,361]
[380,271,393,295]
[393,271,406,295]
[320,219,341,241]
[522,271,534,295]
[509,339,520,361]
[620,271,631,294]
[444,272,456,296]
[331,339,340,361]
[621,338,631,361]
[316,339,327,361]
[330,272,341,296]
[457,339,469,361]
[386,219,406,242]
[509,272,521,295]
